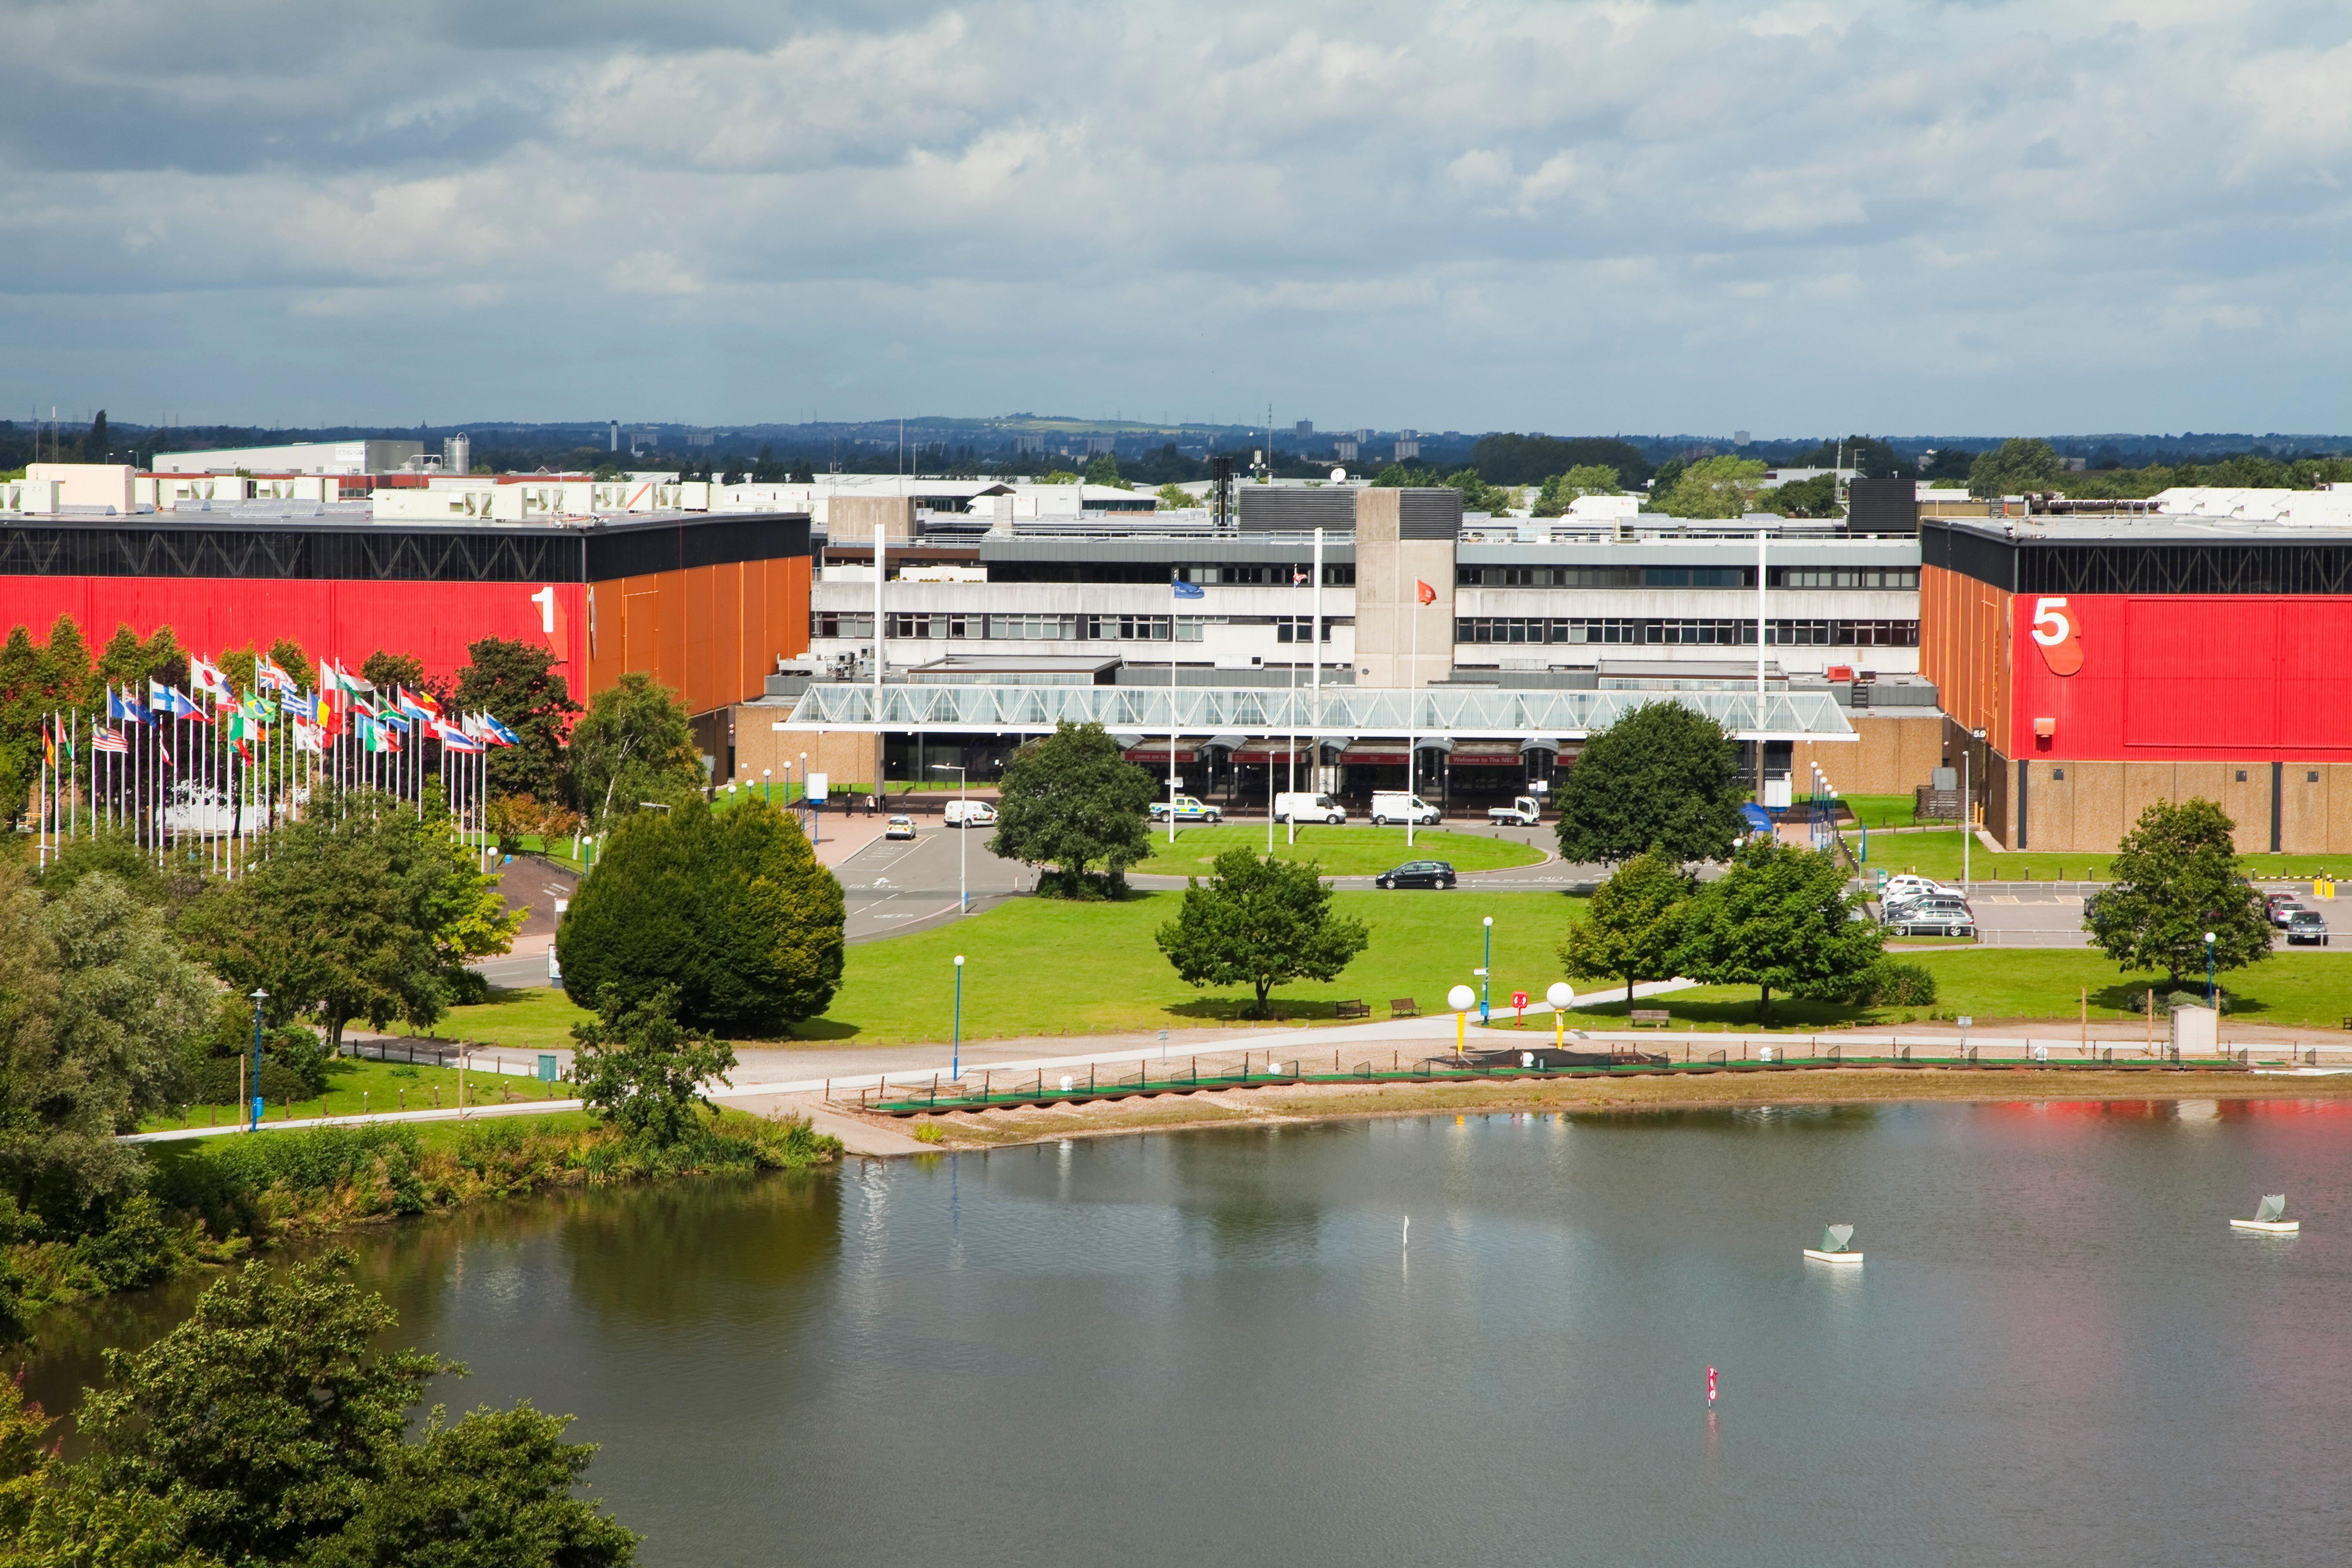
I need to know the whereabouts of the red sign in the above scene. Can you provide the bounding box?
[1511,990,1529,1025]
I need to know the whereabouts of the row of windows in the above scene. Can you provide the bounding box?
[816,612,1352,643]
[1455,565,1920,590]
[1453,618,1921,648]
[990,563,1359,586]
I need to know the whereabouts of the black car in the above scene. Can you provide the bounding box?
[2287,909,2330,946]
[1376,860,1457,889]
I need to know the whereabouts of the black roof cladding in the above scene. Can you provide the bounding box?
[0,511,810,584]
[1923,517,2352,595]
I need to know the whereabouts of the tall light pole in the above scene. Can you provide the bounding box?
[953,954,965,1081]
[932,762,968,912]
[1962,727,1985,891]
[2205,931,2217,1005]
[1480,915,1494,1024]
[762,767,772,807]
[248,987,269,1133]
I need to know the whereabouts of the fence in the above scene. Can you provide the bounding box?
[341,1040,548,1079]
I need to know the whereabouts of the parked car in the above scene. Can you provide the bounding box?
[943,800,998,828]
[1275,791,1347,825]
[1370,791,1440,826]
[1149,795,1223,823]
[2266,894,2306,928]
[884,814,916,841]
[1885,895,1975,937]
[2287,909,2330,945]
[1487,794,1542,827]
[1375,859,1458,889]
[1881,874,1951,902]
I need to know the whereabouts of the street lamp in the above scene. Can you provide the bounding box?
[932,762,968,912]
[248,987,268,1133]
[2205,930,2217,1005]
[762,767,772,806]
[953,954,966,1080]
[1480,915,1494,1024]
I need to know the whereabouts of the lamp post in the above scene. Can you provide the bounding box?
[762,767,772,807]
[2205,930,2217,1005]
[801,751,811,841]
[953,954,965,1081]
[248,987,268,1132]
[932,762,968,912]
[1480,915,1494,1024]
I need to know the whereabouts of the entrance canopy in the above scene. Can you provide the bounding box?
[782,683,1854,742]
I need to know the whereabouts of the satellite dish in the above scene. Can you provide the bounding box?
[1331,466,1347,483]
[1818,1224,1855,1254]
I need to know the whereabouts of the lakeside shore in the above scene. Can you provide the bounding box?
[834,1065,2352,1150]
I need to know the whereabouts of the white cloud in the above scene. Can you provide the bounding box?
[2,0,2349,432]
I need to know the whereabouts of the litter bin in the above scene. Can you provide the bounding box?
[537,1054,559,1083]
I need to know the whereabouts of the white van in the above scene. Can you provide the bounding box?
[1370,792,1440,826]
[943,800,998,828]
[1275,792,1347,825]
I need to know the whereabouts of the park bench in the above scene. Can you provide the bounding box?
[1389,997,1420,1018]
[1333,1000,1370,1020]
[1629,1009,1672,1028]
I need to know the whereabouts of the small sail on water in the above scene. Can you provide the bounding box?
[1804,1223,1865,1264]
[2230,1193,2298,1234]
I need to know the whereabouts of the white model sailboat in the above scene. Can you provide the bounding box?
[2229,1194,2298,1234]
[1803,1223,1865,1264]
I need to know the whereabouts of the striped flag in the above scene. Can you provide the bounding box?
[91,724,128,754]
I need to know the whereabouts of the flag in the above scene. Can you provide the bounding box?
[42,725,55,768]
[255,651,297,694]
[438,720,486,754]
[282,690,318,720]
[232,737,254,765]
[156,735,174,767]
[480,713,520,747]
[292,718,324,753]
[57,721,72,763]
[397,685,442,721]
[92,725,128,754]
[149,682,204,720]
[110,686,150,725]
[1172,578,1206,600]
[189,655,231,700]
[1293,571,1309,584]
[1415,579,1436,605]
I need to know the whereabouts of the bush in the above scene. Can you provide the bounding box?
[181,1058,327,1108]
[1857,959,1938,1008]
[70,1194,186,1292]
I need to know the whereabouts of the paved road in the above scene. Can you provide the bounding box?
[831,822,1032,943]
[1881,879,2352,950]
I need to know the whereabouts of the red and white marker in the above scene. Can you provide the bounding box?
[1707,1365,1718,1406]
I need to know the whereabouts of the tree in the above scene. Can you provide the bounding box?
[1554,702,1745,866]
[1674,840,1881,1021]
[1082,453,1129,489]
[1154,483,1195,510]
[1467,434,1652,488]
[1967,437,2065,498]
[0,868,212,1229]
[81,409,108,462]
[556,796,844,1033]
[2084,798,2269,987]
[66,1251,635,1567]
[185,787,522,1049]
[1769,474,1841,517]
[987,721,1155,893]
[1529,465,1623,517]
[1653,456,1768,518]
[1370,463,1514,514]
[358,649,432,703]
[454,636,580,801]
[1560,847,1691,1007]
[1154,849,1370,1017]
[564,672,702,827]
[570,986,738,1146]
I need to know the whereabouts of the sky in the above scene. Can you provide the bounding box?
[5,0,2349,438]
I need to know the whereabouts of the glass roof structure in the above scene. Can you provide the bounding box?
[780,683,1854,742]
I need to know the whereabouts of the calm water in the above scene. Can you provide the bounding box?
[27,1101,2352,1566]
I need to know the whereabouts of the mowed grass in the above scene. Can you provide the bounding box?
[443,889,1588,1048]
[1131,824,1545,879]
[137,1051,571,1132]
[1848,828,2352,887]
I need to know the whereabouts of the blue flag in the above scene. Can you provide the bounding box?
[1171,578,1205,600]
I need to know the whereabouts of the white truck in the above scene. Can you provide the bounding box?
[1274,791,1347,825]
[1487,795,1542,827]
[1370,791,1440,826]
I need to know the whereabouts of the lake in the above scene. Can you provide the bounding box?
[27,1100,2352,1566]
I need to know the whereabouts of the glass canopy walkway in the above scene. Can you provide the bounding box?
[779,683,1854,741]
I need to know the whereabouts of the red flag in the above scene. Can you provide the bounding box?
[1415,579,1436,605]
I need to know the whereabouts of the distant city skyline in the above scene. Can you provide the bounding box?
[6,3,2347,435]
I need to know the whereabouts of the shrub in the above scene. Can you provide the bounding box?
[1855,959,1938,1008]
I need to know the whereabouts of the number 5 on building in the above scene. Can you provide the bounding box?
[2030,595,2082,675]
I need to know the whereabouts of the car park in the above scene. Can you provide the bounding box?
[943,800,998,828]
[1375,859,1457,889]
[884,814,916,841]
[2267,894,2306,928]
[1149,795,1223,823]
[1275,791,1347,825]
[2287,909,2330,945]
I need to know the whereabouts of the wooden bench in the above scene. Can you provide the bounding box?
[1629,1008,1672,1028]
[1333,1000,1370,1020]
[1389,998,1420,1018]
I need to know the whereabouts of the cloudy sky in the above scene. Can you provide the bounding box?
[6,0,2349,436]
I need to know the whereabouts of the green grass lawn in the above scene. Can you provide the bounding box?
[1132,825,1545,878]
[139,1052,571,1132]
[445,889,1588,1049]
[1822,793,1931,830]
[1850,828,2352,886]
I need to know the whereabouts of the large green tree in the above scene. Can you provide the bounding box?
[555,796,844,1033]
[1559,846,1691,1006]
[1652,456,1768,518]
[1967,437,2065,498]
[1674,840,1880,1021]
[58,1251,636,1567]
[570,986,738,1146]
[1554,702,1745,866]
[454,636,580,801]
[185,787,522,1048]
[1154,849,1370,1017]
[2084,798,2269,987]
[987,720,1156,894]
[565,672,703,827]
[1529,465,1623,517]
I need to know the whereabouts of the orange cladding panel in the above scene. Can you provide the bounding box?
[584,556,809,712]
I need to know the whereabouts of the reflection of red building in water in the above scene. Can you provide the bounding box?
[1922,516,2352,853]
[0,509,811,722]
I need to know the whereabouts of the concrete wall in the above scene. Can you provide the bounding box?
[2005,754,2352,854]
[826,495,916,543]
[1352,489,1455,687]
[1789,713,1944,798]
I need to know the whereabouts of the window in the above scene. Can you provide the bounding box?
[1772,568,1919,590]
[2236,770,2248,782]
[1450,617,1919,649]
[2052,768,2065,781]
[1274,617,1334,643]
[2311,771,2322,784]
[885,613,976,639]
[983,615,1082,640]
[812,612,874,639]
[1084,614,1173,642]
[1642,567,1750,588]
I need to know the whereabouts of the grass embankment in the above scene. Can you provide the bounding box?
[1131,825,1545,878]
[135,1053,575,1134]
[1848,827,2352,886]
